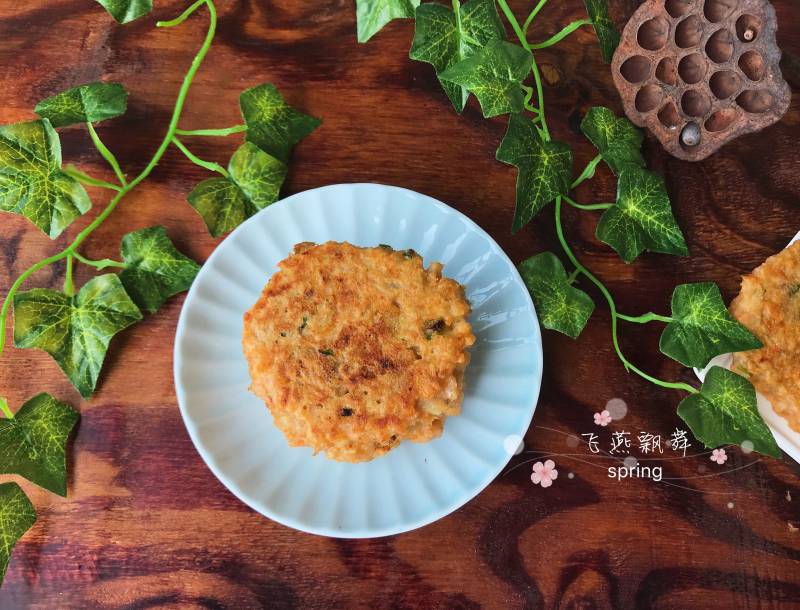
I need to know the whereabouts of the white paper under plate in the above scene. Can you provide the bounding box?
[173,184,543,537]
[695,230,800,464]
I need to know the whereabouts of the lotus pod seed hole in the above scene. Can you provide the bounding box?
[736,14,760,42]
[680,121,701,147]
[638,16,670,51]
[681,89,711,117]
[709,70,742,99]
[665,0,692,18]
[678,52,706,84]
[658,101,681,129]
[705,108,739,132]
[739,50,766,81]
[706,28,734,63]
[656,56,678,85]
[675,15,703,48]
[704,0,736,22]
[737,89,774,113]
[620,55,652,83]
[635,84,665,113]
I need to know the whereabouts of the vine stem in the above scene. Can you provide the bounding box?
[571,154,602,188]
[523,0,548,35]
[63,166,122,192]
[0,0,218,357]
[171,136,229,177]
[529,57,550,139]
[618,312,673,324]
[498,0,527,47]
[73,251,126,270]
[554,197,698,394]
[174,124,247,137]
[156,0,206,27]
[530,19,591,49]
[64,254,75,296]
[563,195,612,211]
[496,0,550,139]
[87,122,127,186]
[521,85,540,114]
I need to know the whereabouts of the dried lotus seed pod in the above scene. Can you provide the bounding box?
[611,0,790,162]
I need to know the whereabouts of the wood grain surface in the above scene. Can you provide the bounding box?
[1,1,799,608]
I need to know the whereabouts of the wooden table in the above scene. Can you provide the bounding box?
[1,1,798,608]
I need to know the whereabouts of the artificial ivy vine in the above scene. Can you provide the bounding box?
[355,0,780,456]
[0,0,319,586]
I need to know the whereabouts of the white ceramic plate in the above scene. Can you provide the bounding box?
[174,184,542,537]
[695,230,800,464]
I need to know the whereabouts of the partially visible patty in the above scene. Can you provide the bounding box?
[730,242,800,432]
[242,241,475,462]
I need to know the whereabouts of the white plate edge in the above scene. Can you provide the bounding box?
[172,183,544,538]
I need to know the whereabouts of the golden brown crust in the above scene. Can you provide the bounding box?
[730,242,800,432]
[242,241,475,462]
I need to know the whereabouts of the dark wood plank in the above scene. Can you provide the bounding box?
[0,0,798,608]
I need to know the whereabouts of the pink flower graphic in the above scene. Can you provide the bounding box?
[531,460,558,488]
[710,448,728,465]
[594,410,612,427]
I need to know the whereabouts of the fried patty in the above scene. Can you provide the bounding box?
[730,242,800,432]
[242,241,475,462]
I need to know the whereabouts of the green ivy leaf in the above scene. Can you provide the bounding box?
[596,167,688,263]
[678,367,780,457]
[519,252,594,339]
[409,0,505,113]
[119,226,201,314]
[0,482,36,587]
[0,120,91,238]
[439,40,532,118]
[228,142,287,209]
[188,179,248,239]
[580,106,644,175]
[356,0,420,43]
[496,113,573,232]
[188,142,288,237]
[239,84,321,163]
[13,275,142,398]
[0,394,80,496]
[94,0,152,23]
[660,283,762,369]
[35,82,128,128]
[583,0,620,63]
